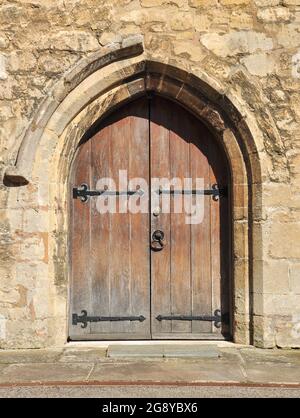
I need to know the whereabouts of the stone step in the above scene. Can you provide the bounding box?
[107,344,221,359]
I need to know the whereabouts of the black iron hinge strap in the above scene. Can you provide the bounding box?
[72,310,146,329]
[156,310,229,329]
[73,184,144,203]
[157,184,227,201]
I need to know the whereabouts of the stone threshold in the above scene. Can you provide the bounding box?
[65,341,250,359]
[66,340,247,348]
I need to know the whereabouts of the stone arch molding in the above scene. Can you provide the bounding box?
[4,39,285,184]
[4,40,286,346]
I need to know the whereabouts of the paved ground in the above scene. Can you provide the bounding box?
[0,343,299,397]
[1,385,300,398]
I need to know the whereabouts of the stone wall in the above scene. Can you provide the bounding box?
[0,0,300,348]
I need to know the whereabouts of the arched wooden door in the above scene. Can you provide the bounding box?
[69,95,231,341]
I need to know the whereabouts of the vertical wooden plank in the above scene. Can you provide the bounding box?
[129,98,151,336]
[90,125,111,335]
[169,102,191,334]
[108,111,131,334]
[150,96,172,336]
[189,120,212,333]
[209,138,230,337]
[69,140,91,338]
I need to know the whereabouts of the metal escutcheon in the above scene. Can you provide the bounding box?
[151,229,165,251]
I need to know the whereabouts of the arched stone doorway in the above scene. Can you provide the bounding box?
[69,94,231,341]
[4,42,281,347]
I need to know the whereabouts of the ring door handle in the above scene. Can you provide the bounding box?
[151,230,165,252]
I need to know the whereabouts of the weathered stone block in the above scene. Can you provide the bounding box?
[48,31,100,52]
[275,319,300,349]
[200,31,273,57]
[170,14,193,31]
[290,263,300,294]
[269,223,300,259]
[242,53,276,77]
[189,0,218,6]
[0,54,7,80]
[257,7,291,23]
[220,0,250,4]
[255,0,279,4]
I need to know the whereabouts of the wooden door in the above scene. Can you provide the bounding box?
[69,95,230,341]
[69,98,151,340]
[150,96,230,339]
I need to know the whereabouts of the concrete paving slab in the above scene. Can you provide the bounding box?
[244,362,300,384]
[218,347,243,362]
[163,345,220,358]
[89,359,246,383]
[107,345,164,358]
[0,349,63,364]
[59,348,107,363]
[240,348,300,365]
[0,363,93,384]
[107,344,221,358]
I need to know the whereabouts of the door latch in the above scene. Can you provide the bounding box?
[151,230,165,251]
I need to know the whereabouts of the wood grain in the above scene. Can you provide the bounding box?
[69,95,230,341]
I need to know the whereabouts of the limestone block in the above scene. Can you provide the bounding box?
[200,31,273,57]
[141,0,187,5]
[241,53,276,77]
[47,30,100,52]
[233,221,249,260]
[19,235,46,262]
[122,34,144,48]
[194,15,211,32]
[189,0,218,6]
[170,14,193,31]
[8,51,37,72]
[230,11,254,30]
[255,0,280,4]
[277,25,300,48]
[253,260,290,294]
[283,0,300,4]
[292,52,300,79]
[141,0,165,6]
[0,54,7,80]
[275,319,300,349]
[269,223,300,259]
[261,183,292,218]
[252,315,276,348]
[289,152,300,174]
[22,208,48,233]
[3,319,49,349]
[120,10,145,25]
[15,262,48,290]
[0,34,8,49]
[220,0,250,4]
[290,263,300,294]
[257,7,291,23]
[99,32,123,46]
[173,42,205,62]
[0,4,26,27]
[0,287,21,307]
[31,287,49,319]
[264,294,300,316]
[37,52,80,75]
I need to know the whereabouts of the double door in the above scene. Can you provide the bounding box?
[69,95,230,340]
